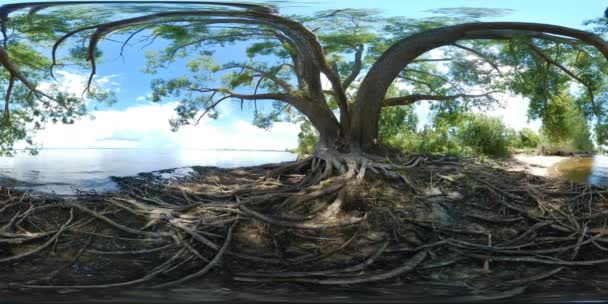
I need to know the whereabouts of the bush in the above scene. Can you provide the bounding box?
[455,114,516,157]
[385,125,470,156]
[516,128,541,149]
[383,113,517,157]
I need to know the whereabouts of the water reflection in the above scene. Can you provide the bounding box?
[551,155,608,186]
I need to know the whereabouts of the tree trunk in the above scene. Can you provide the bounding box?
[296,97,344,150]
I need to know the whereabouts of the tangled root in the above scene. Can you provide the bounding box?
[1,153,608,299]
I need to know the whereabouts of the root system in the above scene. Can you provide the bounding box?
[1,154,607,299]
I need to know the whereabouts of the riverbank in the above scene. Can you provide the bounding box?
[503,154,571,177]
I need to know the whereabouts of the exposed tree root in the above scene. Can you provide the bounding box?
[2,153,608,299]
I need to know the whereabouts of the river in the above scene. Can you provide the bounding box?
[550,155,608,186]
[0,149,296,194]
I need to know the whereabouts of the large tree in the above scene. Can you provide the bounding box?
[1,1,608,170]
[5,3,608,291]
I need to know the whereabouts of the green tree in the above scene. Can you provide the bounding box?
[0,7,114,156]
[296,120,319,155]
[539,92,594,153]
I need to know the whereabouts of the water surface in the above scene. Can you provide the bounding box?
[0,149,296,194]
[550,155,608,186]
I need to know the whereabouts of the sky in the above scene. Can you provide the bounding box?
[4,0,607,150]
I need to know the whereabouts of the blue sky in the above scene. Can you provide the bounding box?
[5,0,607,150]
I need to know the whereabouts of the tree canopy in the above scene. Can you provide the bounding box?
[0,2,608,157]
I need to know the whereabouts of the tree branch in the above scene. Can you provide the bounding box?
[354,22,608,147]
[396,75,441,94]
[383,92,498,107]
[411,58,454,63]
[218,64,294,92]
[191,89,292,126]
[0,47,54,101]
[342,44,364,89]
[452,43,502,75]
[526,41,599,115]
[42,7,338,113]
[3,74,13,123]
[402,68,465,94]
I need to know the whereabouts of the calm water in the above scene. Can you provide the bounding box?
[0,149,296,194]
[550,155,608,186]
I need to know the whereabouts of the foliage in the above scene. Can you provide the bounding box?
[0,7,115,156]
[384,113,523,158]
[514,128,541,149]
[1,3,607,158]
[385,125,468,156]
[538,94,594,154]
[455,114,517,157]
[295,120,319,155]
[378,105,418,140]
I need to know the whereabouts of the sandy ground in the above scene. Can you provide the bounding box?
[504,154,570,177]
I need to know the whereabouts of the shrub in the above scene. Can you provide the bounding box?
[516,128,541,149]
[385,125,469,156]
[455,114,516,157]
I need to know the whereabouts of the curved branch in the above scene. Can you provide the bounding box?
[411,58,454,63]
[120,26,153,57]
[0,2,346,145]
[50,23,100,80]
[353,22,608,147]
[224,90,292,102]
[42,6,340,115]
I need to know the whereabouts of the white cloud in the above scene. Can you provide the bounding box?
[26,102,300,151]
[27,71,300,151]
[38,71,119,97]
[136,93,152,102]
